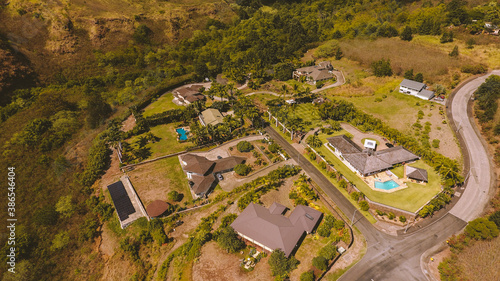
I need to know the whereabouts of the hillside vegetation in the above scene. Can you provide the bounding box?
[1,0,500,280]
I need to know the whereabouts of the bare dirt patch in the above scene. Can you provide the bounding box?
[192,241,273,281]
[260,175,298,210]
[121,114,136,132]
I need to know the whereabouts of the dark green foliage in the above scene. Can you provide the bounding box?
[168,191,183,202]
[404,69,414,80]
[400,26,413,41]
[489,211,500,228]
[376,22,398,38]
[399,216,407,223]
[440,31,454,43]
[461,64,487,74]
[79,216,100,242]
[33,205,59,226]
[300,271,315,281]
[85,92,112,129]
[475,75,500,123]
[120,237,141,261]
[274,62,295,81]
[133,24,153,44]
[359,200,369,211]
[306,135,322,148]
[237,140,254,152]
[78,139,112,188]
[387,212,395,220]
[446,0,469,26]
[414,73,424,83]
[16,118,52,147]
[319,244,337,261]
[86,195,114,221]
[312,256,328,271]
[317,215,335,237]
[216,226,245,253]
[449,45,459,57]
[371,59,392,77]
[220,214,238,228]
[269,143,280,153]
[234,163,252,176]
[268,249,299,278]
[465,218,499,240]
[333,220,344,230]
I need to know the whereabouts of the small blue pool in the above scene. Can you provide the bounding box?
[374,180,399,190]
[176,128,188,141]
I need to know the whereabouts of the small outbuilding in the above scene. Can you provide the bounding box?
[406,166,428,183]
[146,200,171,218]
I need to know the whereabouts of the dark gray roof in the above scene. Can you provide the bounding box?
[231,203,322,257]
[400,79,426,91]
[406,166,428,182]
[327,135,363,154]
[417,89,435,100]
[288,205,323,234]
[328,135,419,176]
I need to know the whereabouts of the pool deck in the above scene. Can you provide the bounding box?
[363,171,408,193]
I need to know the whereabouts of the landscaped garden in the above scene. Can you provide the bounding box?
[313,132,442,213]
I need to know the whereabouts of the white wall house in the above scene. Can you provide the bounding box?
[399,79,435,100]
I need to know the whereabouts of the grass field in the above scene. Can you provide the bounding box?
[128,123,193,159]
[315,133,441,213]
[293,103,323,130]
[127,156,192,206]
[143,93,183,117]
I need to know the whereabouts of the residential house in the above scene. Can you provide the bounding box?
[293,61,334,84]
[173,86,206,105]
[399,79,435,100]
[199,108,224,127]
[231,203,323,257]
[327,135,419,177]
[179,153,245,198]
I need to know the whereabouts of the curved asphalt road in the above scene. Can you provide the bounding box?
[264,71,497,280]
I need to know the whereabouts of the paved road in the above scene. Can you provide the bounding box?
[448,70,500,221]
[264,71,497,280]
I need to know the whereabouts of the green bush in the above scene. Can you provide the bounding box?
[371,58,392,77]
[168,191,183,202]
[312,256,328,271]
[237,141,254,152]
[268,249,299,278]
[300,271,315,281]
[465,218,499,240]
[489,211,500,228]
[269,143,280,153]
[319,244,337,261]
[234,164,252,176]
[376,210,385,216]
[359,200,369,211]
[387,212,395,220]
[399,216,407,223]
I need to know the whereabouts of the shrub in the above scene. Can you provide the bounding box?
[371,58,392,77]
[234,164,252,176]
[268,250,299,278]
[387,212,395,220]
[432,139,440,148]
[312,256,328,271]
[376,210,385,216]
[300,271,315,281]
[399,216,407,223]
[351,192,360,202]
[269,143,280,153]
[319,161,327,170]
[319,244,337,261]
[461,64,487,74]
[465,218,499,240]
[333,220,345,230]
[237,141,254,152]
[168,191,183,202]
[359,200,369,211]
[216,227,245,253]
[309,153,317,161]
[489,211,500,228]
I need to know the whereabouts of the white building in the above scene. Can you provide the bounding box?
[399,79,435,100]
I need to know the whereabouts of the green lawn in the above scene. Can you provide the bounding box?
[292,103,323,130]
[128,123,193,159]
[315,133,441,213]
[143,93,183,117]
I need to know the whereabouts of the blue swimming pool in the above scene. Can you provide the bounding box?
[176,128,188,141]
[374,180,399,190]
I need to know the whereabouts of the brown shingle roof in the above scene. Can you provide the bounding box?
[406,166,428,182]
[328,135,419,176]
[288,205,323,234]
[231,203,322,257]
[190,173,216,195]
[181,154,215,175]
[146,200,170,218]
[213,156,246,173]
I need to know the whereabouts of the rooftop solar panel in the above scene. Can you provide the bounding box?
[107,181,136,221]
